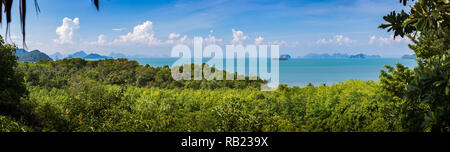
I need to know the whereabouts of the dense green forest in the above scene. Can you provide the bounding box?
[0,55,445,132]
[0,0,449,132]
[3,58,403,132]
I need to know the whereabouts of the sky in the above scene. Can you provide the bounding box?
[4,0,415,58]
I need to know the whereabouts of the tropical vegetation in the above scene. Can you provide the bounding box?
[0,0,448,132]
[379,0,449,132]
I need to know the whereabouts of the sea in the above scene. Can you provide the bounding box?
[129,58,417,87]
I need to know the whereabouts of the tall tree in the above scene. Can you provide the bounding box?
[379,0,450,132]
[0,35,26,117]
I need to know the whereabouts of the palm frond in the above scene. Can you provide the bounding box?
[93,0,99,10]
[20,0,27,47]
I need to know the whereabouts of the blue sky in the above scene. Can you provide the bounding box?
[5,0,414,57]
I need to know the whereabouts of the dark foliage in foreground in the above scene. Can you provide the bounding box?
[379,0,449,132]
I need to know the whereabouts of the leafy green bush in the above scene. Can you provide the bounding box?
[0,115,31,132]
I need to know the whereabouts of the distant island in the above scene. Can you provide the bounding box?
[66,51,88,59]
[303,53,381,59]
[303,53,350,59]
[15,49,53,62]
[50,52,64,60]
[84,53,111,60]
[15,50,388,63]
[279,54,291,60]
[53,51,115,60]
[349,53,381,59]
[109,52,127,59]
[14,50,119,62]
[401,54,416,59]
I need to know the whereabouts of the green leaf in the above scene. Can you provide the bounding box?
[431,11,439,19]
[438,0,449,4]
[403,18,418,27]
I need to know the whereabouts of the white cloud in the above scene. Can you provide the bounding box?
[91,34,107,45]
[98,35,106,45]
[204,35,223,45]
[369,35,377,44]
[369,35,410,45]
[268,40,288,46]
[178,35,188,43]
[168,33,181,39]
[231,29,249,45]
[113,21,162,46]
[316,35,354,46]
[392,36,411,43]
[11,35,22,44]
[255,36,264,45]
[204,31,223,45]
[112,28,125,32]
[54,17,80,44]
[11,35,43,47]
[253,36,297,47]
[166,33,190,45]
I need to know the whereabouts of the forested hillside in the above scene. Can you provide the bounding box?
[0,57,409,132]
[15,49,53,62]
[0,0,449,132]
[18,59,266,90]
[2,58,404,132]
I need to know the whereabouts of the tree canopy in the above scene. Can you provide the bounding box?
[379,0,450,132]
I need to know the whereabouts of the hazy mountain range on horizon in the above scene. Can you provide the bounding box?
[302,53,382,59]
[50,51,122,60]
[17,49,416,62]
[56,52,384,59]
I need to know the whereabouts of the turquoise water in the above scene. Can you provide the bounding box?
[130,58,417,86]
